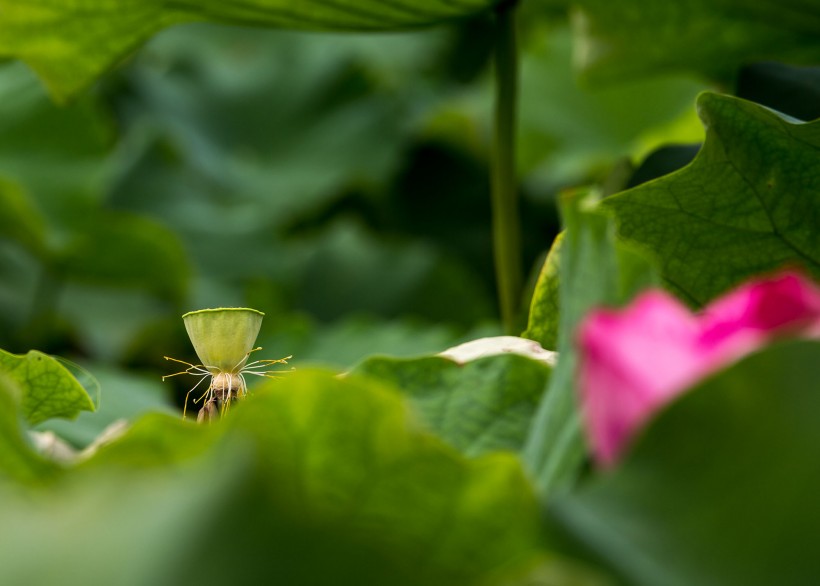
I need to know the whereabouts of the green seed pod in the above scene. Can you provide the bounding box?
[182,307,264,372]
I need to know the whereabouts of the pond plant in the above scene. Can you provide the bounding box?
[0,0,819,585]
[163,308,290,420]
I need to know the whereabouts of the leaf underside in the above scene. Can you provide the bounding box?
[0,0,498,101]
[605,92,820,306]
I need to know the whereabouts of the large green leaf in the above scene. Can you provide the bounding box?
[572,0,820,84]
[56,211,190,303]
[605,92,820,306]
[224,370,542,584]
[553,340,820,586]
[12,369,542,585]
[0,349,95,426]
[0,0,498,101]
[522,191,658,496]
[0,449,251,586]
[351,353,551,456]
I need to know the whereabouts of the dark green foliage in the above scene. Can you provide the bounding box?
[1,1,820,585]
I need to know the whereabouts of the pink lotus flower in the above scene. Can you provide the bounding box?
[578,271,820,467]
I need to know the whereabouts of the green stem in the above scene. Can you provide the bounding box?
[491,0,523,334]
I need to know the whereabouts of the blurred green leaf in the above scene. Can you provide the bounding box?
[524,231,562,350]
[0,0,500,101]
[516,26,706,187]
[36,365,176,448]
[523,191,658,496]
[351,353,551,456]
[0,377,59,484]
[111,27,420,236]
[0,450,250,586]
[0,61,190,351]
[572,0,820,84]
[104,27,498,327]
[0,62,112,210]
[262,314,496,370]
[0,348,95,425]
[0,242,41,348]
[57,287,177,363]
[604,92,820,306]
[22,369,544,585]
[295,220,494,324]
[80,412,212,469]
[57,211,190,303]
[553,340,820,586]
[426,24,707,190]
[223,370,543,584]
[0,179,45,256]
[496,555,618,586]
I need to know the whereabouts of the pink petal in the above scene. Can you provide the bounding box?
[698,271,820,364]
[578,291,703,467]
[577,270,820,468]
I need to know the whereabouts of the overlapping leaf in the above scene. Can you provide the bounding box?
[605,92,820,306]
[522,191,658,496]
[554,340,820,586]
[351,353,551,456]
[224,371,542,584]
[20,369,544,585]
[0,0,499,100]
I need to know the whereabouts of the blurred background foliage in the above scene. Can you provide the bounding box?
[0,12,708,428]
[2,4,820,584]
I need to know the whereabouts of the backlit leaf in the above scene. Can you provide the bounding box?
[0,0,500,101]
[604,92,820,306]
[0,348,95,425]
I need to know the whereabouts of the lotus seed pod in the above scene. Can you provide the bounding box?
[182,308,264,372]
[211,372,240,394]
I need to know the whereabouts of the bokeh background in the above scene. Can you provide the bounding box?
[0,10,707,443]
